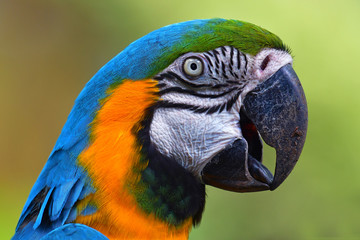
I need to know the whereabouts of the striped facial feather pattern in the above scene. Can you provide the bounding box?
[154,46,251,112]
[149,46,293,177]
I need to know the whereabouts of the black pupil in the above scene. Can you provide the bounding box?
[190,62,198,71]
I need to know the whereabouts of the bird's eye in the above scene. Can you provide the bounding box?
[183,57,203,77]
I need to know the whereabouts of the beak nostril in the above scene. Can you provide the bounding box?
[260,55,270,71]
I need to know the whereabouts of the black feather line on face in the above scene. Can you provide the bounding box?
[220,46,227,56]
[236,48,241,70]
[204,54,213,68]
[243,52,248,75]
[233,72,239,79]
[155,72,231,90]
[156,88,242,115]
[165,71,213,88]
[206,51,214,57]
[230,46,234,67]
[213,49,220,64]
[159,87,238,99]
[221,62,228,79]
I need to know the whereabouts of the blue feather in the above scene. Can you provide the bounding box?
[60,178,86,224]
[50,180,77,221]
[40,224,108,240]
[34,187,54,229]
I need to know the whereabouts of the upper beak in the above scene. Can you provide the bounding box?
[201,64,308,192]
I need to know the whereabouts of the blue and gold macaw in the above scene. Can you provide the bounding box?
[12,19,307,239]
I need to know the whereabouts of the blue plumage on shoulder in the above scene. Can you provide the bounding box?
[41,224,108,240]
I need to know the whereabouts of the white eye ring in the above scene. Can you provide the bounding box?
[183,57,203,77]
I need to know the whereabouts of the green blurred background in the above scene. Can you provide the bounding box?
[1,0,360,239]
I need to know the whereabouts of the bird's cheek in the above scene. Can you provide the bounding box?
[149,108,242,175]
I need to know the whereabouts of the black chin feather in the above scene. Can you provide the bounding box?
[133,104,206,226]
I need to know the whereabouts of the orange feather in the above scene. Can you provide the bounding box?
[76,79,192,240]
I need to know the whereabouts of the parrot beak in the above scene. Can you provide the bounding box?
[201,64,308,192]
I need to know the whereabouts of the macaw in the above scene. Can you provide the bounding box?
[12,18,307,240]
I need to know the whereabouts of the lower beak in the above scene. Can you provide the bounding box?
[201,64,308,192]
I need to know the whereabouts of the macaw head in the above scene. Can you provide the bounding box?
[114,18,308,193]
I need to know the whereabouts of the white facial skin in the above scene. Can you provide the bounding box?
[150,46,293,177]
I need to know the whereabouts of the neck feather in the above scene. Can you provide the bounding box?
[77,79,204,239]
